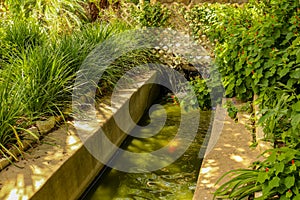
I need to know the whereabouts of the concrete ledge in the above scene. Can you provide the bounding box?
[0,71,160,200]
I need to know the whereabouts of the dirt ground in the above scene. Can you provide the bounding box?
[193,105,269,200]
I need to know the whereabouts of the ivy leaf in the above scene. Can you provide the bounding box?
[287,78,297,88]
[280,195,289,200]
[284,176,295,189]
[282,32,294,45]
[294,194,300,200]
[245,67,253,76]
[290,164,297,171]
[225,82,235,96]
[238,84,247,94]
[293,184,300,195]
[269,176,280,189]
[296,48,300,63]
[274,29,281,39]
[236,78,242,86]
[274,162,285,176]
[291,68,300,79]
[267,152,277,163]
[257,171,269,184]
[292,101,300,112]
[286,191,293,198]
[278,68,290,78]
[291,113,300,130]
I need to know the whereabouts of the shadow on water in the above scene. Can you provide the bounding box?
[82,101,212,200]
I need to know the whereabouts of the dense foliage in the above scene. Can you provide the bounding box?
[131,2,170,27]
[185,0,300,199]
[215,147,300,200]
[1,0,300,198]
[185,1,300,101]
[0,0,160,159]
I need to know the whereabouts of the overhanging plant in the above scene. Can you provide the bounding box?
[214,147,300,200]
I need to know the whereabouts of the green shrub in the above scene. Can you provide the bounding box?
[186,1,300,199]
[185,0,300,143]
[185,1,300,101]
[9,46,76,117]
[215,147,300,200]
[188,77,211,110]
[224,100,238,120]
[0,78,25,156]
[4,0,87,33]
[1,19,46,51]
[131,2,170,27]
[257,84,299,146]
[0,15,136,159]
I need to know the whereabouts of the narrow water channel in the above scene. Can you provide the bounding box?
[83,101,212,200]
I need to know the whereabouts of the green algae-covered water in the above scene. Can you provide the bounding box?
[84,102,211,200]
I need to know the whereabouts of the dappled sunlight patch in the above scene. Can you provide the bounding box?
[33,179,44,190]
[223,143,233,148]
[230,154,244,163]
[236,148,245,152]
[224,127,233,132]
[66,135,81,151]
[213,147,222,151]
[200,165,220,184]
[6,188,29,200]
[233,133,242,137]
[207,159,217,165]
[16,174,25,188]
[30,165,42,175]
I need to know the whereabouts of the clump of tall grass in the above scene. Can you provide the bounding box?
[8,46,76,118]
[0,17,142,160]
[3,0,87,34]
[3,19,45,50]
[0,78,26,157]
[0,0,166,163]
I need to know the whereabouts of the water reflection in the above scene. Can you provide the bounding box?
[85,102,211,200]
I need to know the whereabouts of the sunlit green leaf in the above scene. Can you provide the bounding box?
[284,176,295,189]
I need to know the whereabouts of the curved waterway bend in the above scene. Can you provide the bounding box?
[84,102,212,200]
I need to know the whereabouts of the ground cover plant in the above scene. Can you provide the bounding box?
[2,0,299,198]
[0,0,164,162]
[0,0,229,165]
[185,0,300,199]
[0,0,221,169]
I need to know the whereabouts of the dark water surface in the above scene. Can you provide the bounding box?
[84,102,211,200]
